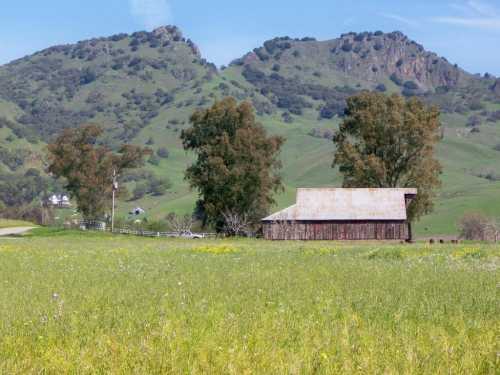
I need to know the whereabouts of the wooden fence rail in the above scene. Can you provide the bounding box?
[111,228,217,238]
[78,220,217,239]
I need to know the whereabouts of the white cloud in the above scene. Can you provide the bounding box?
[466,0,498,17]
[432,16,500,29]
[379,13,420,27]
[129,0,172,30]
[432,1,500,30]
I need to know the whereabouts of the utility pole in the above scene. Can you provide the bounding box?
[112,169,118,233]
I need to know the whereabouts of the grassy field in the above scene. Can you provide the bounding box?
[0,231,498,374]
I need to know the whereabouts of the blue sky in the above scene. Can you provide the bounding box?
[1,0,499,75]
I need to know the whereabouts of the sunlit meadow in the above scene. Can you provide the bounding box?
[0,230,498,374]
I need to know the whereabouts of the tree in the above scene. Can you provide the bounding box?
[0,169,53,208]
[181,97,284,231]
[47,124,149,219]
[333,92,442,233]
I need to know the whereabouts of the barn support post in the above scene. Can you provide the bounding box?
[407,221,413,242]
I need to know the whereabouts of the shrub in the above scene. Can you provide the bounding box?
[403,81,419,90]
[402,88,417,97]
[80,68,97,85]
[323,130,333,140]
[375,84,387,92]
[475,170,500,181]
[320,100,345,119]
[469,99,484,111]
[149,177,171,196]
[132,183,148,200]
[156,147,169,158]
[281,112,294,124]
[148,155,161,166]
[354,34,365,42]
[458,212,498,241]
[341,42,353,52]
[467,115,481,128]
[390,73,403,86]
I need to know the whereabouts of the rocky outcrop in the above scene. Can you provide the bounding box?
[324,31,467,91]
[237,31,470,92]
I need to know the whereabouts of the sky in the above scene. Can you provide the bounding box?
[1,0,499,75]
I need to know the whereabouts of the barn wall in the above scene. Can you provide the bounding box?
[262,221,408,240]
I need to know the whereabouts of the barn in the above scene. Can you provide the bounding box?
[262,188,417,241]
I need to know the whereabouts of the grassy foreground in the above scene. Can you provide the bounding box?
[0,232,498,374]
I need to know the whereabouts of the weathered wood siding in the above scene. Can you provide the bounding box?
[262,220,409,240]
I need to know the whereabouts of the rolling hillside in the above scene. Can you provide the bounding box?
[1,27,499,235]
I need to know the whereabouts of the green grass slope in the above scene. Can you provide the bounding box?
[0,28,499,236]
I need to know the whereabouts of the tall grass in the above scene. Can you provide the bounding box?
[0,235,498,373]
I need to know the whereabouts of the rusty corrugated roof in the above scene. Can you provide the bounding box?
[262,188,417,221]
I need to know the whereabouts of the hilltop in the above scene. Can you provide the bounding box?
[1,27,499,235]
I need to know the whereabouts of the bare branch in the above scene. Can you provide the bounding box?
[166,212,194,234]
[223,210,250,236]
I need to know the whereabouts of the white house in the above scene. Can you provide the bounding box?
[48,194,71,208]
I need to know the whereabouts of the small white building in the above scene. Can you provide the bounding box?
[48,194,71,208]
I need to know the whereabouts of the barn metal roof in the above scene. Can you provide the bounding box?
[262,188,417,222]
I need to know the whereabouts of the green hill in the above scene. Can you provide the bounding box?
[1,27,499,236]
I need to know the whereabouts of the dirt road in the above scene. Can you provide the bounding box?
[0,227,35,236]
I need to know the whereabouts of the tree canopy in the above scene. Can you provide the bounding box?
[333,92,442,221]
[181,97,284,230]
[47,124,149,219]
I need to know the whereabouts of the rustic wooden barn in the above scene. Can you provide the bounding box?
[262,188,417,241]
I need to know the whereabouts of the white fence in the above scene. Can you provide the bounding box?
[79,221,216,239]
[111,228,217,239]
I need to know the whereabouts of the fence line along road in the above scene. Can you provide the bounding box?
[79,220,217,239]
[111,228,217,238]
